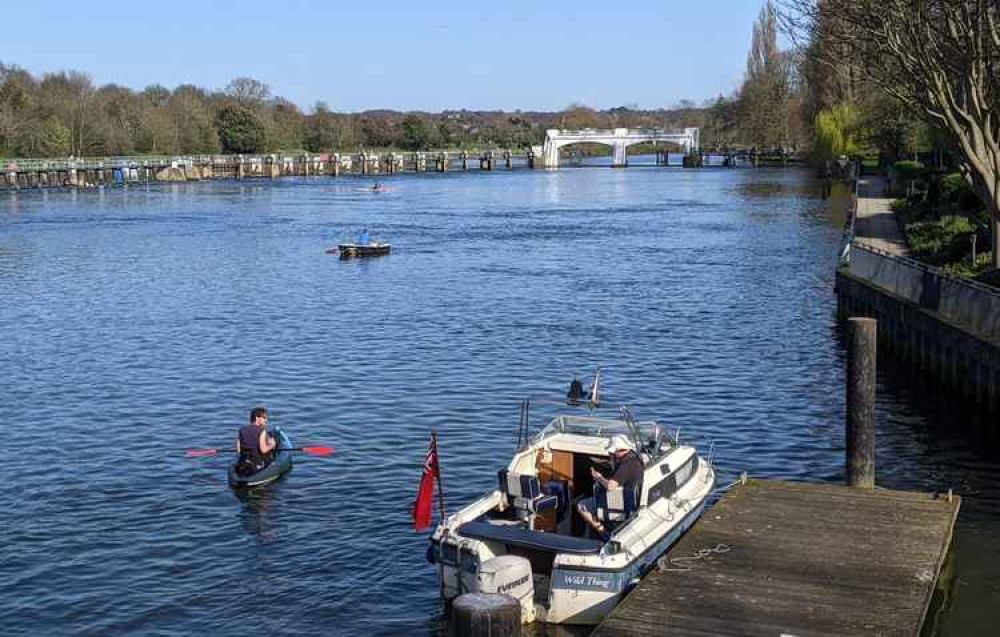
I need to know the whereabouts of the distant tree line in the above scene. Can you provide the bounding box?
[0,61,808,160]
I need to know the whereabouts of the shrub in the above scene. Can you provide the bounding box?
[937,173,965,201]
[894,160,925,179]
[905,215,975,265]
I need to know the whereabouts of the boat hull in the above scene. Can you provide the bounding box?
[331,243,391,259]
[545,499,706,624]
[228,428,293,488]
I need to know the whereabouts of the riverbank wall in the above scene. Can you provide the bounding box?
[836,243,1000,413]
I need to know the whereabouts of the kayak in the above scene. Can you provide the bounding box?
[228,428,294,488]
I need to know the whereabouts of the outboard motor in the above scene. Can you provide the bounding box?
[475,555,536,623]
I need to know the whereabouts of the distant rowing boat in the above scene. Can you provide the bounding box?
[329,243,392,259]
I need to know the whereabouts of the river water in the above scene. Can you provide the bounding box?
[2,164,998,635]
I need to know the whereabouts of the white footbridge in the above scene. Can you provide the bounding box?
[539,127,700,168]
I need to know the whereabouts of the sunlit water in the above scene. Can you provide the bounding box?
[2,163,997,635]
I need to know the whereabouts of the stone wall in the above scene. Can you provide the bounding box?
[836,266,1000,413]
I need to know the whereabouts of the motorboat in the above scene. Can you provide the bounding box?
[427,381,715,625]
[329,242,391,259]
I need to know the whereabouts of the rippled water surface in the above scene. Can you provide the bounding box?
[2,167,998,635]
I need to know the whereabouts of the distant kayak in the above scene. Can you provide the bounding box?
[228,428,293,488]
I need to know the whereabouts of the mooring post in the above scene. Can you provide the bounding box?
[846,317,876,489]
[450,593,520,637]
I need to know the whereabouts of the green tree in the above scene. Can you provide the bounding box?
[813,103,858,159]
[559,104,601,129]
[402,114,433,150]
[40,116,72,156]
[265,98,305,151]
[215,104,266,153]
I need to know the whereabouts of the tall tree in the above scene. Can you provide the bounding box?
[740,2,794,148]
[784,0,1000,267]
[39,71,98,156]
[225,77,271,109]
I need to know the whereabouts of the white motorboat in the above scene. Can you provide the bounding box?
[428,381,715,626]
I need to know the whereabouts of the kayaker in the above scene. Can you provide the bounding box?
[576,436,643,539]
[235,406,277,475]
[358,228,371,245]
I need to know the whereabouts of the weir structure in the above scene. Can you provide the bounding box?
[0,127,803,191]
[539,127,700,168]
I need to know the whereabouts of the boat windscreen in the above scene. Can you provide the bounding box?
[536,416,664,444]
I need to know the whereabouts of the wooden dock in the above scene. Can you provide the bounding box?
[593,479,960,637]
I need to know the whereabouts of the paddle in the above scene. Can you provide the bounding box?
[185,446,335,458]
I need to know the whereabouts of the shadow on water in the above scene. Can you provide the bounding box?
[233,472,292,543]
[729,175,823,200]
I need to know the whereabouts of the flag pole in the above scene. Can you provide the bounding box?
[433,428,447,521]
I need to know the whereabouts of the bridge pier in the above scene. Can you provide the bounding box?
[612,142,628,168]
[436,152,449,172]
[461,152,469,171]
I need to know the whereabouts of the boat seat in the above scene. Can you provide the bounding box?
[594,483,639,528]
[543,480,569,517]
[498,470,558,529]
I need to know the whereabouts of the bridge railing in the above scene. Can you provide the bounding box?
[547,128,693,137]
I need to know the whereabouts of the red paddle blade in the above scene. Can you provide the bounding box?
[186,448,220,458]
[301,446,335,456]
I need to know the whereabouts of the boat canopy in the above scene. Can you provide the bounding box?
[459,519,603,555]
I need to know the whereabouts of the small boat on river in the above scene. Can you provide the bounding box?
[328,243,392,259]
[427,379,715,626]
[228,428,294,488]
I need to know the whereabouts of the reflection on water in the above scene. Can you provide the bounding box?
[234,483,282,543]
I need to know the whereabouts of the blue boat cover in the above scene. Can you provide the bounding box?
[458,519,603,555]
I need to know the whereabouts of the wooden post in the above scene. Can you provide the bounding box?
[846,317,876,489]
[450,593,520,637]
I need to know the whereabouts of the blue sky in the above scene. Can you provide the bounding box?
[5,1,767,112]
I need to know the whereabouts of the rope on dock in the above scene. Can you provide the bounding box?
[712,472,748,495]
[657,543,733,573]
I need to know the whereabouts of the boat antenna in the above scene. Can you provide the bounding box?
[516,398,530,450]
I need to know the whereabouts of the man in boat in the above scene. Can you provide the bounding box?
[576,436,644,540]
[358,228,371,245]
[567,375,586,405]
[235,406,277,476]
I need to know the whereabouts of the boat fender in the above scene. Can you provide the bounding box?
[624,576,641,595]
[426,543,437,565]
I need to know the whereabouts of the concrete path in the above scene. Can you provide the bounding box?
[854,176,910,256]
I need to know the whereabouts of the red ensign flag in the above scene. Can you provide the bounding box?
[413,434,439,531]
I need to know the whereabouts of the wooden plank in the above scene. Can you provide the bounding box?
[592,479,959,637]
